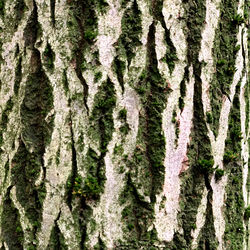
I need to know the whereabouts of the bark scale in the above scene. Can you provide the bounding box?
[0,0,249,249]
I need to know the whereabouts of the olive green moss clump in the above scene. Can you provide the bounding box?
[210,0,240,137]
[223,83,244,249]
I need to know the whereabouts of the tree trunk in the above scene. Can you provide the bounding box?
[0,0,249,249]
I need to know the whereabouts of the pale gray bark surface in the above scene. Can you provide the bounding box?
[0,0,249,249]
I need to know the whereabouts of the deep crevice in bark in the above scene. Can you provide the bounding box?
[210,0,240,137]
[152,0,178,74]
[66,111,78,210]
[9,2,54,245]
[173,0,217,247]
[14,56,22,95]
[50,0,56,26]
[1,187,24,250]
[224,82,244,249]
[47,211,68,250]
[198,191,218,249]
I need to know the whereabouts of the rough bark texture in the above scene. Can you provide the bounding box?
[0,0,249,249]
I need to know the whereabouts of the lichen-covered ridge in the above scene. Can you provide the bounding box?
[0,0,249,249]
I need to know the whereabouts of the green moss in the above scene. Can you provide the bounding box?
[21,50,54,149]
[232,14,245,25]
[119,108,127,120]
[94,71,102,83]
[119,123,130,135]
[0,0,5,16]
[1,189,24,249]
[171,109,177,123]
[244,206,250,220]
[151,0,177,74]
[119,173,155,246]
[117,0,142,67]
[197,191,218,249]
[118,19,169,246]
[62,69,69,94]
[114,144,124,155]
[224,82,244,249]
[47,220,68,250]
[94,236,106,250]
[197,159,214,174]
[82,176,102,199]
[112,56,126,92]
[90,77,116,152]
[223,150,238,163]
[215,168,224,181]
[0,98,14,130]
[178,97,184,110]
[43,42,55,70]
[206,112,213,124]
[210,0,239,138]
[173,0,218,247]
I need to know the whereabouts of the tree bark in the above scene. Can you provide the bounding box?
[0,0,249,249]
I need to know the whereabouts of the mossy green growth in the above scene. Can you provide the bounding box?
[0,98,14,148]
[206,112,213,124]
[90,77,116,153]
[47,222,67,250]
[82,176,102,199]
[10,141,46,243]
[210,0,239,137]
[173,0,215,246]
[117,0,142,66]
[197,158,214,174]
[1,98,14,129]
[224,82,244,249]
[43,43,55,70]
[244,206,250,220]
[232,14,245,25]
[79,147,105,201]
[1,190,24,250]
[215,168,224,181]
[119,173,155,246]
[0,0,4,16]
[94,71,102,83]
[21,51,54,149]
[119,123,130,135]
[223,150,238,163]
[151,0,177,74]
[119,108,127,120]
[114,144,124,155]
